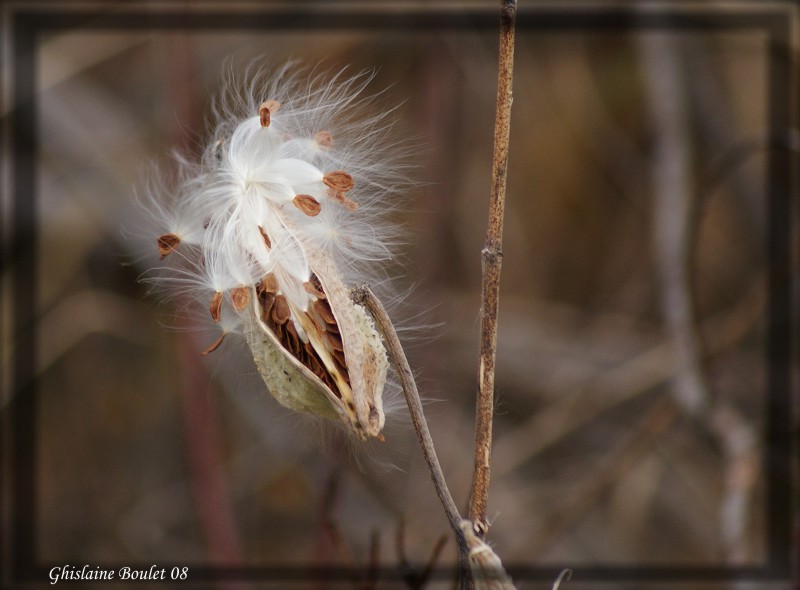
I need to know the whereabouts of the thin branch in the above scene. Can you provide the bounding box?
[349,285,469,574]
[639,31,710,418]
[178,333,245,571]
[318,471,358,570]
[469,0,517,536]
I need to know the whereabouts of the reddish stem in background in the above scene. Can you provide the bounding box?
[178,333,245,569]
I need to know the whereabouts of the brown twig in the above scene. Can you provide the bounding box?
[349,285,470,581]
[469,0,517,537]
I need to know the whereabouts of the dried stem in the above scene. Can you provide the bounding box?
[469,0,517,536]
[350,285,470,578]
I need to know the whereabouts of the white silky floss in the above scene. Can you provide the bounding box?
[144,64,411,439]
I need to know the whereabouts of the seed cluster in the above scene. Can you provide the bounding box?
[145,67,393,437]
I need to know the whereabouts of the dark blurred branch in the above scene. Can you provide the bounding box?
[362,531,381,590]
[640,32,759,563]
[490,279,765,479]
[469,0,517,539]
[395,520,448,589]
[530,396,679,555]
[683,37,764,221]
[318,471,358,571]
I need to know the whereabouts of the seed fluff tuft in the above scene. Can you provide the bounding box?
[140,63,413,440]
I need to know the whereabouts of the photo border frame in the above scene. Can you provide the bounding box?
[4,2,796,585]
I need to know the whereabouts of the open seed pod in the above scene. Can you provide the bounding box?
[146,71,399,440]
[243,251,388,439]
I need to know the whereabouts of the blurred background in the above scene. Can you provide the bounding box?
[2,2,794,589]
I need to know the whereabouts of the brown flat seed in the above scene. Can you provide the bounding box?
[313,299,337,325]
[325,332,344,352]
[259,291,275,322]
[259,107,270,127]
[322,170,354,192]
[209,292,223,323]
[258,225,272,249]
[261,273,279,294]
[325,319,340,335]
[315,130,333,149]
[258,103,272,127]
[293,194,321,216]
[157,233,180,258]
[201,333,226,356]
[303,280,325,299]
[271,295,290,325]
[303,310,324,336]
[230,287,250,311]
[259,100,280,127]
[332,348,347,369]
[308,274,327,298]
[308,357,325,380]
[285,321,302,355]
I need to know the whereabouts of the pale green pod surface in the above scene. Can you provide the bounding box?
[244,261,389,439]
[243,297,344,422]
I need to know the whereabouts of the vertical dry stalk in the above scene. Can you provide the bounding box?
[469,0,517,535]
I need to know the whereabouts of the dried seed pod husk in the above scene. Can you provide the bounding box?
[243,251,387,438]
[244,295,344,422]
[460,521,517,590]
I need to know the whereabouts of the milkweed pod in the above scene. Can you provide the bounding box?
[244,250,387,439]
